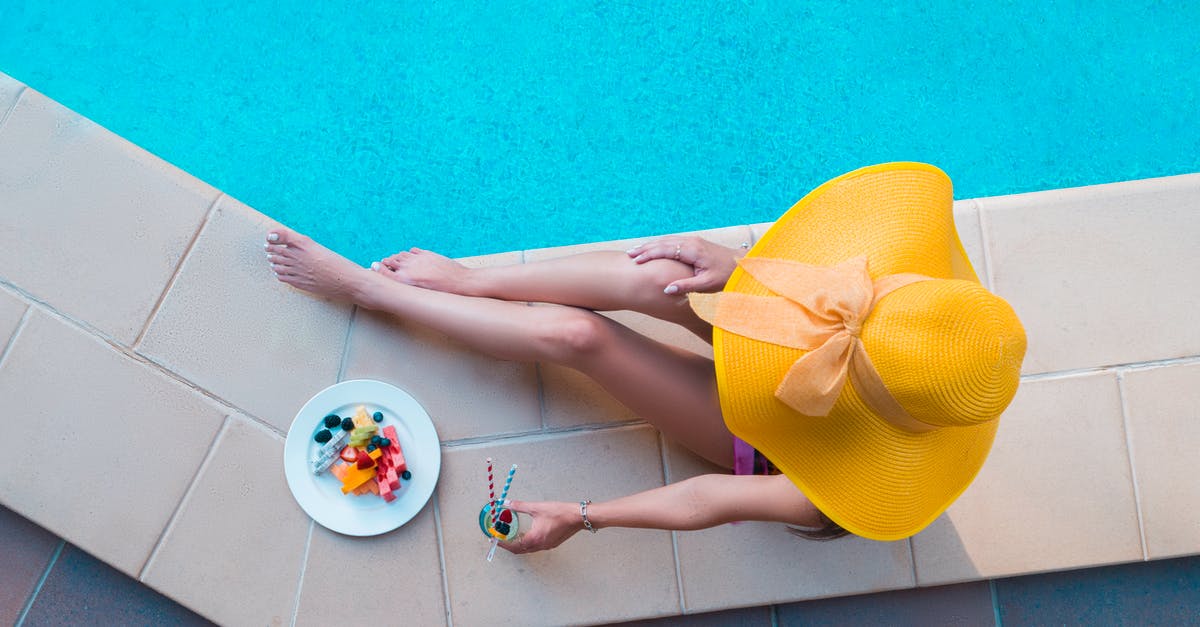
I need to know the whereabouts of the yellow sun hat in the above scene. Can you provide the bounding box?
[690,162,1026,541]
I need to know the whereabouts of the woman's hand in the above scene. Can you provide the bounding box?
[499,500,584,555]
[626,236,746,295]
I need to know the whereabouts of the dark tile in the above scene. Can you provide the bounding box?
[777,582,994,627]
[995,556,1200,626]
[21,544,214,627]
[0,505,62,625]
[609,605,772,626]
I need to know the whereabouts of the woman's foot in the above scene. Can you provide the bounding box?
[371,247,476,295]
[265,228,376,303]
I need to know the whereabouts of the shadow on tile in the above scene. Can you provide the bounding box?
[776,581,994,627]
[907,513,983,587]
[20,544,213,627]
[0,505,61,625]
[994,555,1200,626]
[607,605,772,626]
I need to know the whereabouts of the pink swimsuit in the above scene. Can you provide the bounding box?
[733,437,776,475]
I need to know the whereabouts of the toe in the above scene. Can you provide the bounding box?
[267,227,305,247]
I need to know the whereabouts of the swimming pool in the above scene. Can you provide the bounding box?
[2,2,1197,265]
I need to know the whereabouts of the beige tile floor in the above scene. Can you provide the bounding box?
[1,72,1198,625]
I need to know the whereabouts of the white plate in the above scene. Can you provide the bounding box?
[284,379,441,536]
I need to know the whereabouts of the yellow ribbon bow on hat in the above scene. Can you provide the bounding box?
[690,256,932,428]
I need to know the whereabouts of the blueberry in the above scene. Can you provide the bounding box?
[323,415,341,429]
[372,411,384,422]
[401,470,412,481]
[314,429,332,444]
[370,435,382,446]
[495,521,511,535]
[379,437,391,448]
[367,444,377,452]
[340,417,354,431]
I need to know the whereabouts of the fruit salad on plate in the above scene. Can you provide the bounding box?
[308,405,411,503]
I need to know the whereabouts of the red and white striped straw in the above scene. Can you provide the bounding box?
[486,457,495,513]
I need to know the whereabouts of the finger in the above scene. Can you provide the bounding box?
[665,275,715,295]
[633,240,687,264]
[499,537,522,554]
[506,499,532,514]
[502,533,538,554]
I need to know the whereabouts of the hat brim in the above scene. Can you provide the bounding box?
[714,162,993,540]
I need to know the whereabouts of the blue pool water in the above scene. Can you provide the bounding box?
[2,2,1197,265]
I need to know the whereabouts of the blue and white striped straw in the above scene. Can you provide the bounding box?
[492,464,518,526]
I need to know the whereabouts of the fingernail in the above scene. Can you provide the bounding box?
[626,248,637,254]
[664,285,679,295]
[370,262,380,270]
[267,232,279,242]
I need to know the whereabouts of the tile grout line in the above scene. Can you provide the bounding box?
[534,360,548,432]
[0,84,27,130]
[971,198,997,293]
[288,520,315,627]
[431,495,455,627]
[133,193,223,350]
[1020,354,1200,383]
[658,433,687,614]
[0,304,33,371]
[15,539,64,627]
[907,537,919,588]
[989,579,1002,626]
[336,304,359,382]
[442,419,650,449]
[0,289,288,438]
[138,414,233,581]
[523,248,551,435]
[1115,370,1150,561]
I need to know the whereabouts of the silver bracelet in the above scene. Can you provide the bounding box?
[580,499,596,533]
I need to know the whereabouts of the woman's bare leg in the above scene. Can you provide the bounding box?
[267,229,734,467]
[375,248,711,339]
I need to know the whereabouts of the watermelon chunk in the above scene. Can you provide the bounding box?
[381,426,407,472]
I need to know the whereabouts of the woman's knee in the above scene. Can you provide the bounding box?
[538,309,612,364]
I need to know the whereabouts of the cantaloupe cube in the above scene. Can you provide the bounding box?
[340,463,376,494]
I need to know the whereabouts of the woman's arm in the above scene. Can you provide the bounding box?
[502,473,821,554]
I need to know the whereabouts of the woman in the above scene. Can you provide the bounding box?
[265,162,1026,553]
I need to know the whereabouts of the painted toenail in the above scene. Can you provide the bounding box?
[267,233,279,242]
[371,262,380,270]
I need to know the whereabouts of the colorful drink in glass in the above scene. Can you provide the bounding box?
[478,501,519,541]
